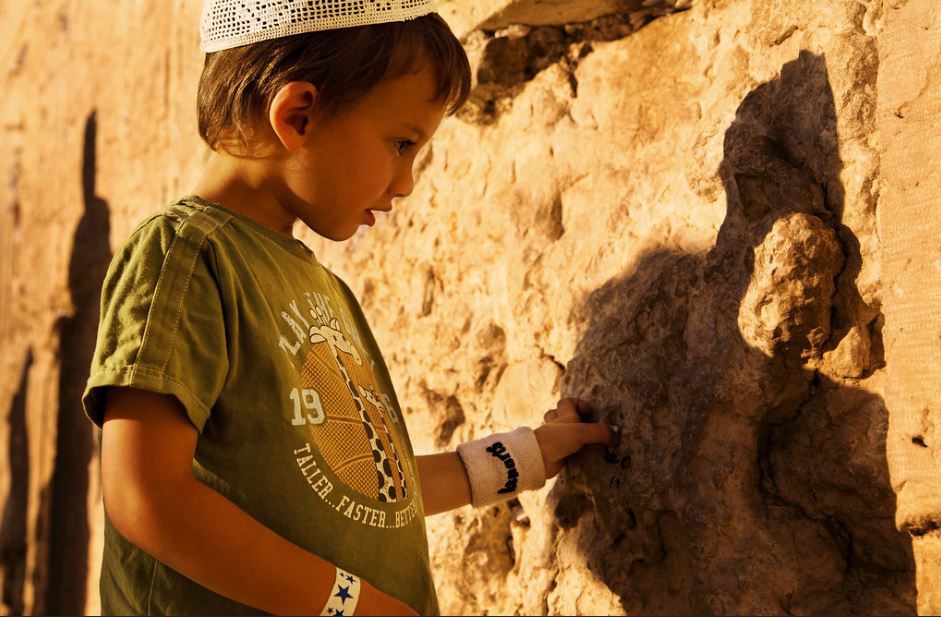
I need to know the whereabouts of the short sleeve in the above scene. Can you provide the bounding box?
[82,210,230,433]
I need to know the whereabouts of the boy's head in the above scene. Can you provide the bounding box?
[194,1,471,240]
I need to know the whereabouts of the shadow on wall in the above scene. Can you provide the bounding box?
[0,351,32,616]
[43,110,112,615]
[553,51,915,614]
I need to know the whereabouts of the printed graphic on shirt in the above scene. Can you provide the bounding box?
[278,289,417,529]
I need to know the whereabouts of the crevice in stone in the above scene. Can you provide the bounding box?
[909,520,941,538]
[554,490,590,530]
[505,531,516,567]
[458,5,692,125]
[541,351,566,376]
[7,44,28,79]
[756,387,817,507]
[419,382,467,448]
[865,308,886,375]
[421,265,435,317]
[436,395,466,448]
[474,323,507,389]
[543,575,557,615]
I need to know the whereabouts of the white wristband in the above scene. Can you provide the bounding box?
[319,567,361,616]
[456,426,547,507]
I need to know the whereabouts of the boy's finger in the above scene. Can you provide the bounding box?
[576,423,620,447]
[554,399,582,423]
[574,399,593,420]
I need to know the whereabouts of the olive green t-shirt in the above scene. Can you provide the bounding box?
[82,195,438,615]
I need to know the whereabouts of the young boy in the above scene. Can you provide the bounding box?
[82,1,619,614]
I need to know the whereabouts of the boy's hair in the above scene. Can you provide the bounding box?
[197,13,471,154]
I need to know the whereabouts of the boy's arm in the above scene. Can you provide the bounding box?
[417,399,619,516]
[415,453,472,515]
[102,386,416,616]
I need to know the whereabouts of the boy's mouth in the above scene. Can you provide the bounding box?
[364,206,391,226]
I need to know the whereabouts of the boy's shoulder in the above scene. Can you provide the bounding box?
[131,196,232,239]
[122,196,235,258]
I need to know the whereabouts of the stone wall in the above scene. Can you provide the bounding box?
[0,0,935,614]
[877,1,941,614]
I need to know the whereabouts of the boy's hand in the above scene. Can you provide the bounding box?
[534,398,620,479]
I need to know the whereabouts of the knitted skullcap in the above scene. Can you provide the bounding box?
[199,0,438,52]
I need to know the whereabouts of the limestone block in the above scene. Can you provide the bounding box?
[877,0,941,612]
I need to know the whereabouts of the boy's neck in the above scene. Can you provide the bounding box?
[191,152,298,239]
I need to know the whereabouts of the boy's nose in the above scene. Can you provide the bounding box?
[390,174,414,200]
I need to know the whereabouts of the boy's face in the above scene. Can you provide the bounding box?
[276,62,448,241]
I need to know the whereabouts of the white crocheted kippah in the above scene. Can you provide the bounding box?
[200,0,438,52]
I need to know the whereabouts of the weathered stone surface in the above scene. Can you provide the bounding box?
[877,0,941,613]
[439,0,690,40]
[312,1,914,613]
[738,212,844,362]
[0,0,936,614]
[0,2,204,613]
[491,358,563,427]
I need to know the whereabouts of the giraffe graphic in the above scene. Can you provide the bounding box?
[359,383,407,499]
[307,303,405,502]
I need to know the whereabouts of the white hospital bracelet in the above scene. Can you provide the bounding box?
[456,426,547,507]
[319,567,361,616]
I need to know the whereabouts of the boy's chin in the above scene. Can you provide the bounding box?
[317,223,361,242]
[298,216,354,242]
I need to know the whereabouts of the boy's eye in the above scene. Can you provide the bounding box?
[395,140,416,155]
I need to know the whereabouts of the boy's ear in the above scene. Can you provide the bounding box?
[268,81,318,150]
